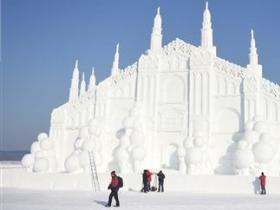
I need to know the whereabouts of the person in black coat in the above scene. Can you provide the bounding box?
[157,170,165,192]
[142,169,148,193]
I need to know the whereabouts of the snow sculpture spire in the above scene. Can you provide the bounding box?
[150,7,162,53]
[69,59,80,101]
[80,72,86,96]
[200,2,216,56]
[247,29,262,75]
[88,67,96,90]
[111,43,120,76]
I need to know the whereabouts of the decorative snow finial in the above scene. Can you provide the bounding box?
[75,59,79,69]
[89,67,96,90]
[69,60,80,101]
[150,6,162,53]
[200,1,216,56]
[247,29,262,75]
[111,43,120,76]
[80,72,86,96]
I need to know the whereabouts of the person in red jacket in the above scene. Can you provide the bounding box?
[259,172,266,195]
[146,170,152,192]
[106,171,120,207]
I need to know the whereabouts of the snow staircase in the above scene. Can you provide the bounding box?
[88,151,100,192]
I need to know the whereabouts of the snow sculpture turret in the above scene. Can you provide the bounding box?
[111,43,120,76]
[150,7,162,53]
[200,2,216,56]
[69,60,80,101]
[80,72,86,96]
[88,67,96,91]
[247,29,262,76]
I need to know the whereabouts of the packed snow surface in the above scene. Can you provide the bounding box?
[2,188,280,210]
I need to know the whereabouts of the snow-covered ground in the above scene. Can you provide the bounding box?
[2,188,280,210]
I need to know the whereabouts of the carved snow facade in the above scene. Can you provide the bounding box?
[22,3,280,176]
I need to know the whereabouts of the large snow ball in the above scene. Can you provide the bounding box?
[35,150,45,159]
[253,121,268,133]
[237,140,248,150]
[253,141,274,163]
[185,148,202,164]
[79,151,90,168]
[131,146,146,160]
[130,130,144,145]
[183,137,193,148]
[31,141,41,154]
[243,131,259,144]
[123,117,135,129]
[37,133,48,141]
[64,154,81,172]
[21,153,35,168]
[233,149,254,169]
[259,133,271,142]
[40,138,54,150]
[194,137,205,147]
[33,158,49,172]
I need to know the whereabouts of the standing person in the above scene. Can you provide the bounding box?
[157,170,165,192]
[142,169,148,193]
[259,172,267,195]
[146,169,152,192]
[107,171,122,207]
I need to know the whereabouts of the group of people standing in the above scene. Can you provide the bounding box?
[142,169,165,193]
[105,170,267,207]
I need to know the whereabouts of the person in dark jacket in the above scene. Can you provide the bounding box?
[157,170,165,192]
[259,172,267,195]
[107,171,120,207]
[142,169,148,193]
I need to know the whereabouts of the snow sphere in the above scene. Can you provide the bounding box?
[21,154,35,168]
[82,140,95,151]
[177,147,186,157]
[259,133,271,142]
[33,158,49,172]
[35,150,45,159]
[243,131,259,144]
[237,140,248,150]
[65,154,81,172]
[131,146,146,160]
[31,141,41,154]
[253,122,268,133]
[130,130,144,145]
[75,138,84,149]
[79,151,90,168]
[38,133,48,141]
[253,141,274,163]
[123,117,135,129]
[40,139,54,150]
[194,137,204,147]
[185,148,202,164]
[183,137,193,148]
[115,147,129,161]
[233,149,254,169]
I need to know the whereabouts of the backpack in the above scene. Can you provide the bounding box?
[118,176,123,188]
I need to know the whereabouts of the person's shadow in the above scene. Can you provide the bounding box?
[252,177,260,194]
[94,200,107,207]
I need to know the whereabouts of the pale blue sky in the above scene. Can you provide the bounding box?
[1,0,280,150]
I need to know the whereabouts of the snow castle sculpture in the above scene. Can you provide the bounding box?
[22,3,280,176]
